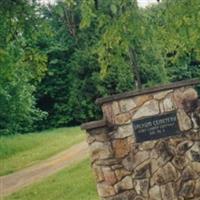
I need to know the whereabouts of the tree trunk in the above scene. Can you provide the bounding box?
[63,6,76,38]
[128,47,142,90]
[94,0,98,10]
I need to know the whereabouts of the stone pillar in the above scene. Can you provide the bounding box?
[81,79,200,200]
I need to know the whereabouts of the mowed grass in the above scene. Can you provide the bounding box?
[0,127,85,176]
[3,159,98,200]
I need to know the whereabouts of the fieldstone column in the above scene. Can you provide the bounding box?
[82,79,200,200]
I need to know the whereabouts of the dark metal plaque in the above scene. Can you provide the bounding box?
[132,111,180,143]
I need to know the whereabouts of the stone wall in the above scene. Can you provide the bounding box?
[82,80,200,200]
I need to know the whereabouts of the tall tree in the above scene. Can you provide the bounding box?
[80,0,169,91]
[0,0,47,134]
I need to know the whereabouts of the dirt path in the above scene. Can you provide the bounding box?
[0,141,88,198]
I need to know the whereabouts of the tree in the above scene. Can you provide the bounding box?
[80,0,169,91]
[0,0,47,134]
[35,1,103,128]
[148,0,200,82]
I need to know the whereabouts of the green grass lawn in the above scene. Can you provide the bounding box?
[0,127,85,176]
[3,159,99,200]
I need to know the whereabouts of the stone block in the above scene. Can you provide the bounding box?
[150,149,159,159]
[133,95,152,107]
[97,182,116,198]
[93,132,110,142]
[115,113,131,125]
[186,142,200,162]
[122,154,134,171]
[127,137,135,154]
[114,124,133,139]
[134,196,145,200]
[149,185,162,200]
[139,141,157,151]
[115,168,131,181]
[172,155,188,170]
[182,88,198,113]
[191,112,199,129]
[177,140,193,155]
[119,99,137,112]
[191,162,200,173]
[93,164,104,182]
[112,101,120,115]
[194,179,200,197]
[135,179,149,197]
[151,163,178,186]
[179,180,195,198]
[134,160,151,179]
[173,88,185,109]
[102,103,115,124]
[87,135,96,144]
[95,158,120,167]
[112,138,130,159]
[160,182,177,200]
[185,130,200,140]
[177,109,192,131]
[90,141,113,161]
[183,88,198,100]
[102,190,136,200]
[132,151,150,168]
[102,167,117,185]
[182,166,198,181]
[192,141,200,151]
[151,159,160,174]
[168,138,183,147]
[133,99,159,120]
[155,141,174,167]
[191,150,200,162]
[161,95,176,112]
[114,176,134,193]
[159,101,165,113]
[154,90,173,100]
[194,106,200,126]
[174,87,198,112]
[111,164,123,170]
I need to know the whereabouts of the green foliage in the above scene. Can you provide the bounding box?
[147,0,200,82]
[80,0,200,87]
[1,0,199,133]
[80,0,169,88]
[80,0,96,29]
[0,0,47,135]
[0,46,45,135]
[35,1,104,128]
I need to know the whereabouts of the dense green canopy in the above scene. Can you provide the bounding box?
[0,0,199,134]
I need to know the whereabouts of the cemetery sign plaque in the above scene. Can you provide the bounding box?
[132,111,180,143]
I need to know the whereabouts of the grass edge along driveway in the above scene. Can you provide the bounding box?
[0,127,85,176]
[3,159,99,200]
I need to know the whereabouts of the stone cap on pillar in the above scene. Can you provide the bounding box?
[81,119,107,130]
[96,79,200,105]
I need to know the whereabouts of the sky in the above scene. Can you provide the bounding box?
[40,0,158,8]
[137,0,159,7]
